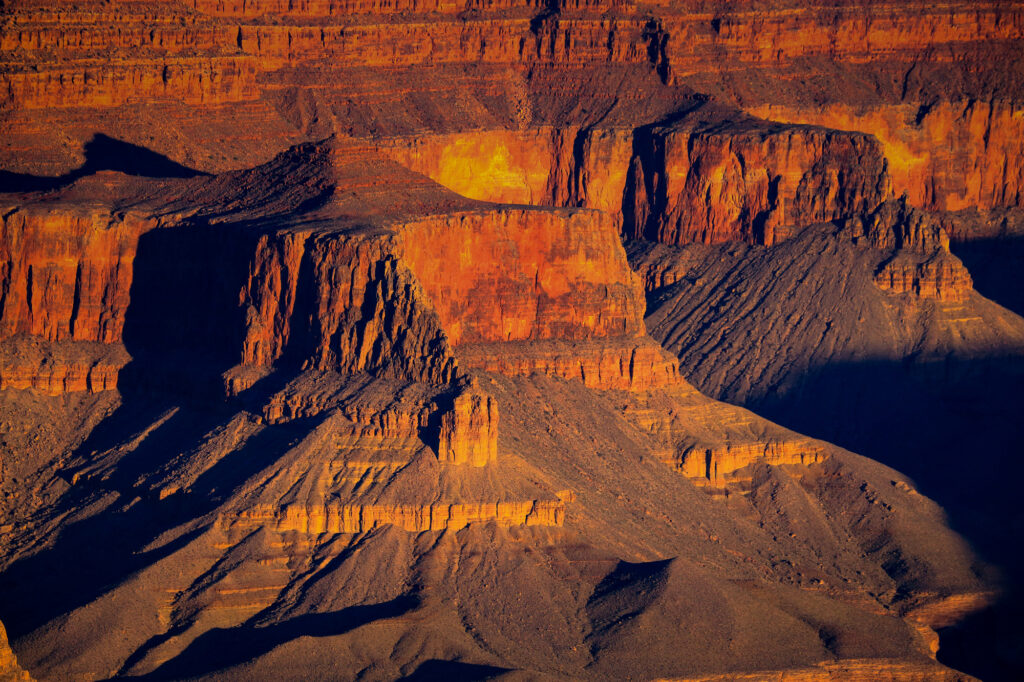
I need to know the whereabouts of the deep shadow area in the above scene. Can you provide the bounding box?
[739,353,1024,680]
[399,659,511,682]
[0,134,205,193]
[119,222,255,398]
[0,216,310,644]
[125,596,420,680]
[952,236,1024,317]
[0,400,311,640]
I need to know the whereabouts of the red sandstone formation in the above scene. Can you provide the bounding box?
[623,103,892,245]
[1,0,1022,679]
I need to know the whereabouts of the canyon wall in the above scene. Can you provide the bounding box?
[750,100,1024,214]
[623,108,892,245]
[0,205,153,343]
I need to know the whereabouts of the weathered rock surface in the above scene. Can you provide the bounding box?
[1,0,1021,679]
[624,103,892,245]
[0,136,991,680]
[636,219,1024,679]
[0,619,32,682]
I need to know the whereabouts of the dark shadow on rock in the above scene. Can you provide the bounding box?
[119,222,254,398]
[126,596,421,681]
[0,217,312,643]
[731,353,1024,681]
[0,134,206,193]
[0,408,310,640]
[399,659,511,682]
[952,236,1024,317]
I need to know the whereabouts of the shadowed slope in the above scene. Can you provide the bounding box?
[637,220,1024,679]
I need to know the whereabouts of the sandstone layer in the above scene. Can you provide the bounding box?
[0,138,990,680]
[1,0,1021,679]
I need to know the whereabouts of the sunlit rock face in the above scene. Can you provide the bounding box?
[1,0,1023,680]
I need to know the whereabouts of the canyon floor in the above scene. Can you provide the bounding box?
[2,1,1024,680]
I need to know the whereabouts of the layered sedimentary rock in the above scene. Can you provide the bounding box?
[0,337,126,395]
[239,230,458,385]
[677,438,825,486]
[226,498,562,534]
[1,0,1020,679]
[750,100,1024,214]
[438,382,498,467]
[0,619,32,682]
[843,199,974,302]
[456,337,680,391]
[624,103,892,245]
[0,138,681,395]
[0,203,153,344]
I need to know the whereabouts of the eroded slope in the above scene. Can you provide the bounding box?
[0,141,986,680]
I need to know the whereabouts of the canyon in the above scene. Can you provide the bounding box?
[1,0,1023,680]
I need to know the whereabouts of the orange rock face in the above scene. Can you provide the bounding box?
[223,498,563,534]
[0,1,1018,679]
[843,199,975,302]
[0,140,678,395]
[456,338,680,391]
[0,619,32,682]
[0,205,151,343]
[624,105,892,245]
[751,100,1024,214]
[395,208,644,345]
[240,230,457,384]
[677,439,825,485]
[874,252,974,303]
[438,383,499,467]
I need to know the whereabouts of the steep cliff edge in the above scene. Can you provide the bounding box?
[0,0,1020,678]
[0,138,988,680]
[623,102,892,245]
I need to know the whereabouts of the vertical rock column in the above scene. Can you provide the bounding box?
[438,383,499,467]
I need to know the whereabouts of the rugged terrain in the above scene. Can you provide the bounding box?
[1,0,1023,680]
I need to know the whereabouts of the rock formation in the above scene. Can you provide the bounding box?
[0,620,32,682]
[1,0,1022,679]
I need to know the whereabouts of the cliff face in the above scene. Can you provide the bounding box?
[395,209,644,345]
[0,139,675,393]
[239,230,458,385]
[0,204,152,344]
[751,100,1024,215]
[623,106,892,245]
[0,0,1020,680]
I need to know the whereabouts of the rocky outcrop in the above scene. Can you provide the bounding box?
[223,498,563,534]
[240,230,458,386]
[0,140,678,396]
[395,208,645,345]
[624,104,892,245]
[844,199,974,302]
[751,100,1024,215]
[0,337,126,395]
[0,205,153,344]
[0,204,156,390]
[874,252,973,303]
[675,439,825,485]
[438,383,499,467]
[456,338,680,391]
[1,58,260,110]
[378,127,635,224]
[0,619,32,682]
